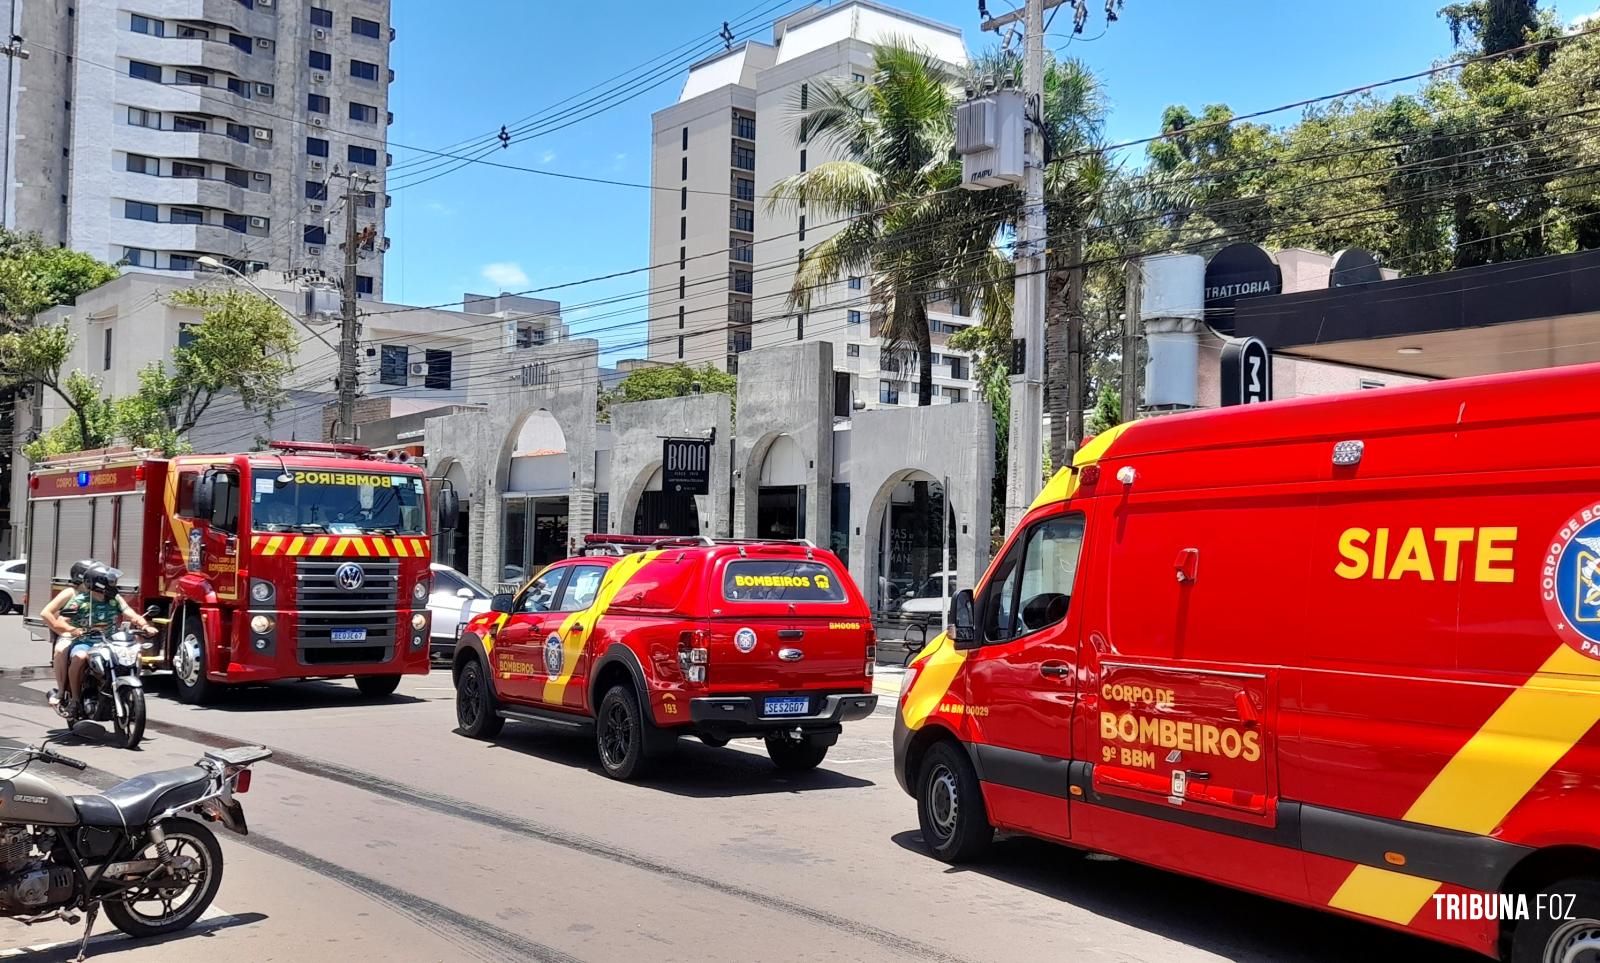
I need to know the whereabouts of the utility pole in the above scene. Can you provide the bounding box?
[982,0,1052,530]
[0,35,30,229]
[1065,231,1085,452]
[337,171,370,444]
[1121,260,1141,425]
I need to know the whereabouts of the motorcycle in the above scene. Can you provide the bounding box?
[60,611,160,750]
[0,741,270,960]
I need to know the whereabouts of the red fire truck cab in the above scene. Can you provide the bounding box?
[452,535,878,780]
[26,442,459,703]
[894,362,1600,962]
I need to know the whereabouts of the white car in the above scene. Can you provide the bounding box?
[895,571,957,624]
[0,558,24,614]
[428,563,493,662]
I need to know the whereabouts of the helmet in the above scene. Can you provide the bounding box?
[68,559,96,586]
[84,565,122,597]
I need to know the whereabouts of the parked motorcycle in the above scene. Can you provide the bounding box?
[60,613,159,750]
[0,741,270,960]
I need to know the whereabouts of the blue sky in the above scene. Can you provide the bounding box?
[382,0,1541,363]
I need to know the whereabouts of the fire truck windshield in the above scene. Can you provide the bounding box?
[249,468,427,535]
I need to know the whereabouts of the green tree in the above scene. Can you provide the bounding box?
[0,324,110,456]
[0,231,117,331]
[767,43,1014,407]
[1085,383,1121,436]
[598,363,736,421]
[163,288,298,434]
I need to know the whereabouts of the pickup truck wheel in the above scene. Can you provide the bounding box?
[596,685,654,781]
[355,674,401,698]
[917,741,993,863]
[172,610,217,706]
[765,735,828,771]
[455,659,503,739]
[699,734,730,748]
[1509,879,1600,963]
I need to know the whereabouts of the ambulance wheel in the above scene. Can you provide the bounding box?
[455,658,503,740]
[596,684,655,781]
[355,674,401,699]
[917,741,993,863]
[172,609,218,706]
[765,735,828,771]
[1508,878,1600,963]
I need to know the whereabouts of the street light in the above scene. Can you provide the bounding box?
[196,256,337,351]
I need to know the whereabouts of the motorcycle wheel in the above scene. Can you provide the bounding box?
[104,817,224,938]
[114,686,146,750]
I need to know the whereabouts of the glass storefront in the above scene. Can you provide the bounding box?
[877,478,955,614]
[500,496,569,586]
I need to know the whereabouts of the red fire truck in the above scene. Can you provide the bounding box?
[894,362,1600,962]
[25,442,459,703]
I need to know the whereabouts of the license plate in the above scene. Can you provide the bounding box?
[763,696,809,717]
[330,628,367,642]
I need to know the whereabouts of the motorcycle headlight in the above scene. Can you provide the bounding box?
[113,644,138,667]
[250,615,275,634]
[412,580,430,603]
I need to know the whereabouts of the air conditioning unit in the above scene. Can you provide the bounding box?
[313,28,326,41]
[257,38,273,49]
[312,72,327,84]
[307,246,322,256]
[309,202,323,212]
[250,216,267,228]
[251,171,268,181]
[309,117,325,128]
[258,0,273,7]
[309,159,323,171]
[409,362,427,376]
[252,127,270,140]
[255,83,273,96]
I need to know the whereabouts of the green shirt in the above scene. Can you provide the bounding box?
[68,593,121,632]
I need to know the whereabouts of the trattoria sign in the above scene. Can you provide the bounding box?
[1203,243,1282,336]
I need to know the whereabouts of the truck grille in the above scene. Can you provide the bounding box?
[294,559,400,665]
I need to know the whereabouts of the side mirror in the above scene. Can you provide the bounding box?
[193,472,215,522]
[488,593,514,614]
[455,587,474,599]
[950,589,978,649]
[437,487,461,533]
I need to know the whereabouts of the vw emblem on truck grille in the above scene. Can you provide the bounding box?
[335,562,366,591]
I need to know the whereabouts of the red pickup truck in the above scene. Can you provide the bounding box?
[451,535,879,779]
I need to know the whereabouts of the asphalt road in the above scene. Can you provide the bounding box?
[0,617,1476,963]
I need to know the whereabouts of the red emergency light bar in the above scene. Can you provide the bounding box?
[267,440,373,458]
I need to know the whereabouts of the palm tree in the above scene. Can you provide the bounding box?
[766,43,1014,406]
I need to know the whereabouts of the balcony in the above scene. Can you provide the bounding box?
[114,169,245,210]
[730,207,754,232]
[732,179,755,202]
[730,272,753,294]
[115,221,253,258]
[732,117,756,141]
[730,147,755,171]
[728,331,752,353]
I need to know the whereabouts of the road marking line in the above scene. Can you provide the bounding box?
[0,906,235,956]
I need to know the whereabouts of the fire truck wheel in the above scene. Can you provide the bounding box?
[173,609,217,705]
[596,684,656,781]
[355,674,401,699]
[917,741,993,863]
[1509,878,1600,963]
[455,658,503,739]
[765,735,829,771]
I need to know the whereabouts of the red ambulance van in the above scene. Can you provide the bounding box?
[893,362,1600,961]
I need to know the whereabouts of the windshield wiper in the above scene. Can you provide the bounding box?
[366,527,399,535]
[291,523,326,533]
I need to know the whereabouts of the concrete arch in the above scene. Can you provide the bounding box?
[843,401,994,613]
[608,393,732,537]
[858,468,953,611]
[732,342,833,542]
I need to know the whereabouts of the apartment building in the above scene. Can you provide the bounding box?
[1,0,392,295]
[646,1,978,408]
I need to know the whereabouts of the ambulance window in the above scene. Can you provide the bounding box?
[556,565,607,612]
[518,569,563,614]
[984,514,1084,643]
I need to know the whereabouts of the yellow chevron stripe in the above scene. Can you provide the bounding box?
[393,538,409,557]
[263,536,283,556]
[374,538,391,557]
[543,552,661,705]
[352,538,371,557]
[287,536,307,555]
[1328,645,1600,924]
[333,537,351,555]
[311,536,331,556]
[410,538,426,557]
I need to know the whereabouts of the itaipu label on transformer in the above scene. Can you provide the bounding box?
[1543,500,1600,659]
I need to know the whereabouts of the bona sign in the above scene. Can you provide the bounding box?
[1543,499,1600,658]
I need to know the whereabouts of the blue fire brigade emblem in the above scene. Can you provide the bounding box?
[544,633,564,675]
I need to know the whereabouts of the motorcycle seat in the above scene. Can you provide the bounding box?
[70,766,211,828]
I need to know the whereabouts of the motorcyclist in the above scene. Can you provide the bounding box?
[40,559,96,708]
[45,565,156,717]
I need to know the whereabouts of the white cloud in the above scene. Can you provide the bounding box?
[481,261,530,289]
[426,201,456,216]
[540,149,557,165]
[1573,8,1600,28]
[610,152,628,172]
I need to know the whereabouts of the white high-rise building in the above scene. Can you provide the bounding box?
[647,1,977,408]
[0,0,393,295]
